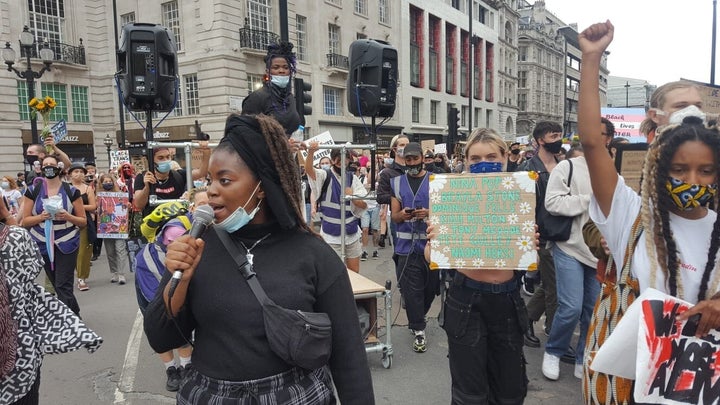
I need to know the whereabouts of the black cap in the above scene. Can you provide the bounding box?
[424,150,435,159]
[403,142,423,158]
[69,163,87,174]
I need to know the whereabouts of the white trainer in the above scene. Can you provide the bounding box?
[574,363,584,379]
[542,352,560,380]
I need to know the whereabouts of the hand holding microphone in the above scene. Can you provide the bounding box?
[167,205,214,298]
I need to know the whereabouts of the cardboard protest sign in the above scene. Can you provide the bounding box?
[614,143,648,194]
[96,192,130,239]
[435,143,447,154]
[110,150,130,170]
[427,172,537,270]
[300,131,335,166]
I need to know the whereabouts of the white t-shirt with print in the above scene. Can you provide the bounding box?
[589,176,719,304]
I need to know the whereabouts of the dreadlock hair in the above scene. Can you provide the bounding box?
[639,81,699,137]
[264,41,297,76]
[639,115,720,301]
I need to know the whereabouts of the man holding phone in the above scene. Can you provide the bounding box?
[390,142,438,353]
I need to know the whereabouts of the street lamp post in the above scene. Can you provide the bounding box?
[624,81,630,108]
[104,134,114,170]
[2,26,54,145]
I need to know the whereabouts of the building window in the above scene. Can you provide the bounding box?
[518,71,527,88]
[446,24,455,94]
[379,0,390,24]
[411,98,420,123]
[409,6,423,87]
[474,107,481,127]
[16,81,36,121]
[172,79,183,117]
[246,73,264,96]
[519,46,527,62]
[451,0,461,10]
[41,82,68,122]
[28,0,64,57]
[121,12,135,27]
[296,15,307,61]
[429,16,440,91]
[161,1,182,51]
[71,85,89,123]
[354,0,367,16]
[247,0,273,32]
[323,86,343,115]
[430,100,439,124]
[328,24,341,55]
[185,74,199,115]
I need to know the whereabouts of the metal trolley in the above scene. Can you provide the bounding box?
[347,271,394,368]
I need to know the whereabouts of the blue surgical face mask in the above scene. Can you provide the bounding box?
[193,180,205,188]
[384,158,394,165]
[0,182,8,189]
[156,161,172,173]
[215,182,262,233]
[320,164,331,171]
[270,75,290,88]
[469,161,503,173]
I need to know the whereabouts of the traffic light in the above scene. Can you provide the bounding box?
[448,107,460,141]
[294,78,312,126]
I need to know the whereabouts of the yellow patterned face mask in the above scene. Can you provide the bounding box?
[665,176,717,211]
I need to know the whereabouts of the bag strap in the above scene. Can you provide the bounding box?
[615,213,644,285]
[214,227,274,306]
[567,159,573,188]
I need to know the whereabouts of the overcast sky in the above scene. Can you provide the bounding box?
[543,0,717,88]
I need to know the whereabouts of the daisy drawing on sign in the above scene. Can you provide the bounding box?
[495,259,506,268]
[516,235,533,252]
[502,176,515,190]
[430,193,442,204]
[518,251,537,271]
[518,202,532,214]
[429,175,447,193]
[455,259,467,268]
[429,249,451,269]
[429,216,440,225]
[439,225,449,234]
[513,171,537,193]
[472,258,485,267]
[430,239,440,248]
[507,213,519,224]
[522,220,535,233]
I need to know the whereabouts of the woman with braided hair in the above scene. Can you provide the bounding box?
[241,41,302,137]
[579,20,720,400]
[143,114,374,404]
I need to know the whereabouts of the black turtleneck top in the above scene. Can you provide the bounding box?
[143,221,374,404]
[241,83,301,135]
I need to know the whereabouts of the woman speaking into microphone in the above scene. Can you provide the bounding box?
[143,114,374,404]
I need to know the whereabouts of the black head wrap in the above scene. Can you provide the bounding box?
[221,115,298,230]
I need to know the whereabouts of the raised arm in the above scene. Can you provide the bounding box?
[578,20,617,217]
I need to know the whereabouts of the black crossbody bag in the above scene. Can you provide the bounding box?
[215,228,332,370]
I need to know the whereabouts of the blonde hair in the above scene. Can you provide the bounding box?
[464,128,508,160]
[639,80,700,136]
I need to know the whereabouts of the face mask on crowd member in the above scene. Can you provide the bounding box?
[154,148,173,174]
[402,143,424,176]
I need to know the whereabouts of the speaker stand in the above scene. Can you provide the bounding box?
[369,115,377,192]
[145,109,154,173]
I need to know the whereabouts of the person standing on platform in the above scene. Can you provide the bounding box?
[305,142,367,272]
[391,142,438,353]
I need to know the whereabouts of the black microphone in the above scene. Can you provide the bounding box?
[168,205,214,299]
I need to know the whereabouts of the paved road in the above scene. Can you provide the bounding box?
[38,243,583,404]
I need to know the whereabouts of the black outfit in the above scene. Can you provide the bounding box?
[506,157,522,172]
[143,222,374,404]
[241,83,301,135]
[375,162,405,205]
[518,155,558,329]
[133,169,187,218]
[443,273,528,404]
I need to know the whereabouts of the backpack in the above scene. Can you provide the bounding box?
[140,200,191,243]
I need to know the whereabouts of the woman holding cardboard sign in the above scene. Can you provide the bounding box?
[425,128,528,405]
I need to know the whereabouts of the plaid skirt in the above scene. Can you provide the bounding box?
[177,366,336,405]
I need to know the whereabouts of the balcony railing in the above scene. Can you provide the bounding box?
[238,26,279,51]
[326,53,349,70]
[20,40,85,65]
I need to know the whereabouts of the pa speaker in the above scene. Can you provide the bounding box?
[118,23,178,112]
[347,39,397,118]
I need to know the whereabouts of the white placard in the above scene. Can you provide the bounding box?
[435,143,447,154]
[300,131,336,166]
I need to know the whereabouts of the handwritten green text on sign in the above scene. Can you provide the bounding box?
[428,172,537,270]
